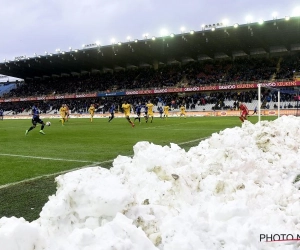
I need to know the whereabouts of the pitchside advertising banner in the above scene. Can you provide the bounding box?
[0,81,299,103]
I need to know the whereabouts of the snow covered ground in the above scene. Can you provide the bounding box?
[1,115,300,250]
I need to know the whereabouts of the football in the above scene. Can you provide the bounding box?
[46,121,51,126]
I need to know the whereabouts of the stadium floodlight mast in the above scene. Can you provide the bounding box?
[96,41,100,46]
[180,26,185,33]
[126,36,131,42]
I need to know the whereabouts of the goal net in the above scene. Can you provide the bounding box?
[257,84,300,122]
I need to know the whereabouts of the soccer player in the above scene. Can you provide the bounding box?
[25,102,46,135]
[144,104,149,123]
[65,104,70,122]
[252,106,257,115]
[59,104,67,125]
[239,103,249,122]
[88,104,96,122]
[0,108,3,120]
[122,101,135,127]
[146,100,154,123]
[157,106,163,118]
[163,104,169,119]
[179,104,186,119]
[108,103,115,122]
[134,103,142,123]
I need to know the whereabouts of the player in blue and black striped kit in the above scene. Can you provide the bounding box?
[25,103,46,135]
[134,103,143,123]
[108,103,115,122]
[0,108,3,120]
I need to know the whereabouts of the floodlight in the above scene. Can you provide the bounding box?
[170,33,174,38]
[111,38,116,44]
[152,36,156,41]
[82,44,85,48]
[134,39,138,43]
[96,41,100,46]
[56,49,61,52]
[190,30,194,34]
[160,29,168,37]
[50,53,53,56]
[127,36,131,41]
[292,7,300,17]
[180,26,185,33]
[245,15,253,23]
[285,16,290,21]
[62,51,65,54]
[234,23,239,28]
[222,19,229,26]
[211,27,215,31]
[69,47,72,51]
[258,19,264,25]
[118,42,122,45]
[75,50,78,52]
[272,12,278,19]
[45,51,48,55]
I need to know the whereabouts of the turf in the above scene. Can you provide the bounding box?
[0,115,276,221]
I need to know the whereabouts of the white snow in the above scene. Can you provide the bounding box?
[1,115,300,249]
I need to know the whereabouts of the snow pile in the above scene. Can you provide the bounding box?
[1,115,300,249]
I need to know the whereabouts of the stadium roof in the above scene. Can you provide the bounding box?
[0,16,300,80]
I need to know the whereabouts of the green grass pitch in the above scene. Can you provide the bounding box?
[0,115,276,221]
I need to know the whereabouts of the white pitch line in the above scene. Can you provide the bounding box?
[0,159,114,189]
[0,136,211,190]
[0,153,95,163]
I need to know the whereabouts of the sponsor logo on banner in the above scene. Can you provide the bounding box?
[218,85,236,90]
[220,111,227,116]
[236,84,256,89]
[184,87,200,92]
[4,99,11,102]
[37,96,46,100]
[126,90,139,95]
[268,111,276,115]
[167,88,183,93]
[200,86,217,91]
[260,82,277,87]
[154,89,168,93]
[275,81,297,87]
[20,98,28,101]
[55,96,65,99]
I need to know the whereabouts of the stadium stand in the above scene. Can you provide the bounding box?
[1,17,300,115]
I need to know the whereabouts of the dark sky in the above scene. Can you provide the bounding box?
[0,0,299,79]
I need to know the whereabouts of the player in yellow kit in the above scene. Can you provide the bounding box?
[59,104,67,125]
[179,104,186,119]
[88,104,96,122]
[122,101,135,127]
[163,104,169,119]
[65,104,70,122]
[146,100,154,123]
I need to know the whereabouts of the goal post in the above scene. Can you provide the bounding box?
[257,84,300,122]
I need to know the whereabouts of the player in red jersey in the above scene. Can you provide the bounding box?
[239,103,249,122]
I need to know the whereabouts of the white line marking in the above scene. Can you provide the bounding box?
[0,159,114,189]
[0,136,211,189]
[0,153,95,163]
